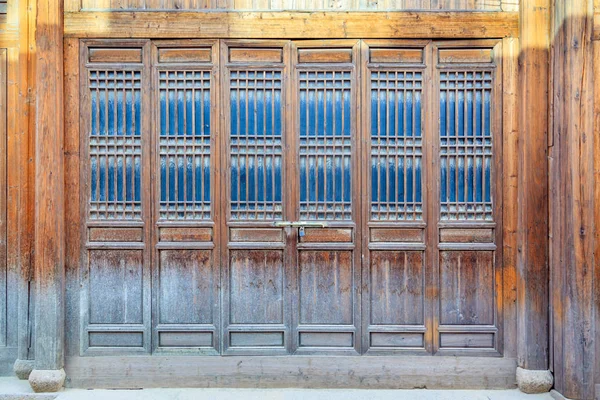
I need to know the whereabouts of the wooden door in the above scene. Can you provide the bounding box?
[221,41,293,354]
[75,38,505,357]
[290,41,362,354]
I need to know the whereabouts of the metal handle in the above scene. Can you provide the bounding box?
[273,221,328,228]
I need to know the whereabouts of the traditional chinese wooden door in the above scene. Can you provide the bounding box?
[76,38,503,357]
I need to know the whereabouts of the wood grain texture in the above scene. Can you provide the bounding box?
[439,251,494,326]
[517,0,550,371]
[78,0,514,9]
[33,0,66,371]
[550,0,595,398]
[64,11,519,39]
[64,355,519,389]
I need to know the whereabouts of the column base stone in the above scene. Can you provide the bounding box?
[28,369,66,393]
[517,367,553,394]
[13,359,35,380]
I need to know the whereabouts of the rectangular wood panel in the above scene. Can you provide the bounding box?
[299,251,353,325]
[89,227,144,242]
[158,250,214,325]
[88,48,143,63]
[370,48,424,64]
[370,251,424,325]
[439,251,494,325]
[159,227,212,242]
[229,250,284,325]
[88,250,144,325]
[158,48,212,63]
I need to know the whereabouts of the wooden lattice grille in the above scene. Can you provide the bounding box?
[370,70,424,221]
[229,70,284,221]
[158,70,212,220]
[88,69,143,220]
[298,70,353,221]
[439,70,494,221]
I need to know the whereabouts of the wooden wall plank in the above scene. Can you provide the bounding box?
[81,0,512,7]
[550,0,595,398]
[517,0,550,373]
[501,36,518,359]
[33,0,66,372]
[64,11,519,39]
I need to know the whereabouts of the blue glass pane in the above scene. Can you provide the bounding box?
[299,71,353,221]
[230,70,283,220]
[158,70,212,220]
[88,70,142,220]
[370,70,424,221]
[439,70,494,221]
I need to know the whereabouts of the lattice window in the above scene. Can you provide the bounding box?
[158,70,212,220]
[88,70,143,220]
[439,70,493,221]
[229,70,283,220]
[370,70,423,221]
[299,70,352,221]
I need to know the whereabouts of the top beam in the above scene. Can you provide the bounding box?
[64,11,519,39]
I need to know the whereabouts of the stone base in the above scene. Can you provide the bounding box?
[28,369,66,393]
[517,367,553,394]
[13,359,35,380]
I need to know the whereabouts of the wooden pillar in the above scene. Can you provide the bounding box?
[516,0,553,393]
[550,0,596,399]
[27,0,66,393]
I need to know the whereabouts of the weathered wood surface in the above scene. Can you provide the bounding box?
[76,0,517,11]
[64,355,518,389]
[33,0,66,370]
[64,11,519,39]
[550,0,595,398]
[516,0,550,372]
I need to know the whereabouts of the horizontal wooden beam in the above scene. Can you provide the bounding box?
[64,11,519,39]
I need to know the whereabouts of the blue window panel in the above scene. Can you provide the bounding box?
[439,70,494,221]
[299,70,353,221]
[370,70,424,221]
[88,70,143,220]
[230,70,283,220]
[158,71,212,220]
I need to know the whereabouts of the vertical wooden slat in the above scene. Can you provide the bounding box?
[32,0,66,377]
[517,0,550,375]
[501,36,518,359]
[550,0,595,398]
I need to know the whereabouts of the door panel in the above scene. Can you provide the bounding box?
[433,41,503,356]
[361,40,431,355]
[222,41,292,355]
[151,40,220,355]
[292,41,361,354]
[80,40,152,355]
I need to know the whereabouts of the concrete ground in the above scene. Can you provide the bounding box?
[0,377,557,400]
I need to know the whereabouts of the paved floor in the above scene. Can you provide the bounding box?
[0,378,557,400]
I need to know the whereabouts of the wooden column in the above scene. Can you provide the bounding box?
[28,0,66,393]
[550,0,596,399]
[516,0,552,393]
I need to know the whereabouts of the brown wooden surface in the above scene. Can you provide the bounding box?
[64,354,519,389]
[33,0,66,371]
[63,11,519,39]
[550,0,596,398]
[517,0,550,372]
[77,0,517,10]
